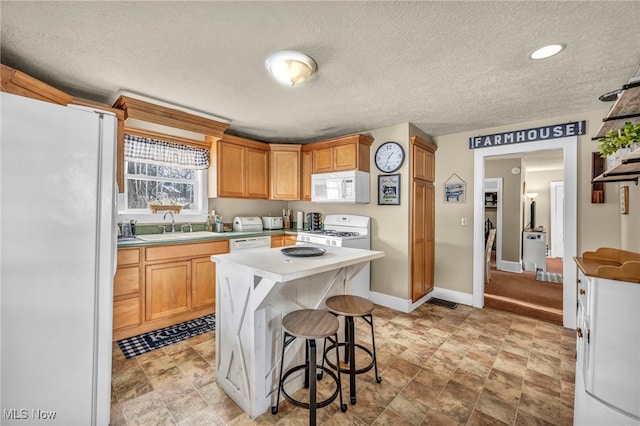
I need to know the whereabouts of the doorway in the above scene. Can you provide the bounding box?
[473,137,577,330]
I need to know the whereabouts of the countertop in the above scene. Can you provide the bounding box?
[211,245,384,282]
[117,229,300,248]
[574,247,640,284]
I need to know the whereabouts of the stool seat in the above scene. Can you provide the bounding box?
[325,295,374,317]
[283,309,339,339]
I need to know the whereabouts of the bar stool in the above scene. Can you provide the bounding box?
[323,294,381,405]
[272,309,347,425]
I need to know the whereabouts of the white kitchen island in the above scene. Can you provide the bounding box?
[210,245,384,419]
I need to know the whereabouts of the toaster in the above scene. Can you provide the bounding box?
[261,216,283,230]
[232,216,263,232]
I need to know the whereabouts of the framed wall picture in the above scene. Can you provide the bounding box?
[443,172,466,203]
[620,185,629,214]
[378,174,401,205]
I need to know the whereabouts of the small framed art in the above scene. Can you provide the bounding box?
[378,174,401,205]
[620,185,629,214]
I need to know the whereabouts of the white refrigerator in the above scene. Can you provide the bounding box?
[1,92,117,425]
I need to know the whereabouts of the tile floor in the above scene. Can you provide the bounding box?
[110,302,576,425]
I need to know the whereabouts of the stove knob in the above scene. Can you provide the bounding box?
[331,240,337,246]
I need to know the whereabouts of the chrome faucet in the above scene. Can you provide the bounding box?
[163,211,176,233]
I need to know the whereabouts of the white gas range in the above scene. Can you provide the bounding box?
[296,214,371,298]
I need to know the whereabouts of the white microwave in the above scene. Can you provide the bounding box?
[311,170,370,203]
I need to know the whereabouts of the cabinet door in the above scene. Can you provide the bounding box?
[270,235,285,248]
[413,144,435,181]
[114,298,141,330]
[334,143,357,171]
[313,146,334,173]
[114,266,141,297]
[146,261,191,321]
[218,142,246,198]
[284,235,298,246]
[411,179,434,301]
[301,150,313,201]
[586,278,640,418]
[246,147,269,199]
[270,149,300,200]
[191,257,216,310]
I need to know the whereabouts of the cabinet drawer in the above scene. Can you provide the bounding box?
[145,240,229,262]
[117,248,140,266]
[113,297,141,330]
[114,266,140,297]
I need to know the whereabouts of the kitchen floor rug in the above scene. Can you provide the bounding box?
[427,298,458,309]
[117,314,215,359]
[536,271,563,284]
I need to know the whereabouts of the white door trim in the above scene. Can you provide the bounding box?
[550,181,564,259]
[473,137,577,329]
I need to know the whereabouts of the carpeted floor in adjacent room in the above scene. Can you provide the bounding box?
[484,254,563,324]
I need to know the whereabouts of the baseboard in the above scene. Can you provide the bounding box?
[497,260,523,273]
[369,287,472,313]
[431,287,473,306]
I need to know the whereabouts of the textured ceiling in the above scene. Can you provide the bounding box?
[1,1,639,143]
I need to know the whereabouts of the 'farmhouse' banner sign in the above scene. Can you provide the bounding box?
[469,121,586,149]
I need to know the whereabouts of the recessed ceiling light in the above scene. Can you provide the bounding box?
[265,50,317,86]
[530,43,566,60]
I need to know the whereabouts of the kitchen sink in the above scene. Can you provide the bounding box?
[135,231,221,242]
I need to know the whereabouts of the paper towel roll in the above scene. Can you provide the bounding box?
[296,211,303,230]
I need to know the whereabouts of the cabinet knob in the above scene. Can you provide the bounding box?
[579,289,586,295]
[576,327,583,338]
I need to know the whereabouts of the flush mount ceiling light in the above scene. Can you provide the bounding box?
[266,50,317,86]
[530,43,566,60]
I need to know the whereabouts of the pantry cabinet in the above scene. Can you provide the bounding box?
[209,134,269,199]
[410,136,437,302]
[269,144,301,200]
[113,240,228,341]
[573,248,640,424]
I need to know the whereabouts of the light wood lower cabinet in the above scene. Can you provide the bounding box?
[146,261,191,321]
[192,257,217,309]
[113,240,228,341]
[270,234,298,248]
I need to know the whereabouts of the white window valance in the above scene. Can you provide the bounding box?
[124,134,209,169]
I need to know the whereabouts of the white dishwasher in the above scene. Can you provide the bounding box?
[229,235,271,252]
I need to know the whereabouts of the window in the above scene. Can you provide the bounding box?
[120,135,208,221]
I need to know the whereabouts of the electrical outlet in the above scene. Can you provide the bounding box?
[461,217,468,226]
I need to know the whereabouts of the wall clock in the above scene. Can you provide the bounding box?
[375,141,405,173]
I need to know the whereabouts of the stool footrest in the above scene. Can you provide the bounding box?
[324,342,376,375]
[280,364,341,410]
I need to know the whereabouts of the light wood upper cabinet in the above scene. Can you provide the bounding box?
[310,134,374,174]
[209,134,269,199]
[301,147,314,201]
[269,144,301,200]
